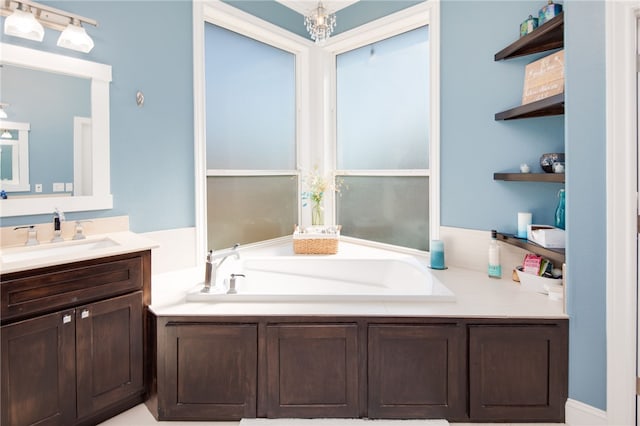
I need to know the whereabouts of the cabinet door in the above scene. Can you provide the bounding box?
[469,324,568,422]
[1,309,76,426]
[368,324,466,419]
[75,292,143,420]
[161,323,258,420]
[266,324,359,418]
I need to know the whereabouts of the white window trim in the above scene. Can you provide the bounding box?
[193,0,440,257]
[193,0,311,258]
[323,1,441,244]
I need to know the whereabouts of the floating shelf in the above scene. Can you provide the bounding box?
[496,232,565,266]
[495,93,564,120]
[495,12,564,61]
[494,173,564,183]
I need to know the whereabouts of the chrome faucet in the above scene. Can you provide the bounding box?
[14,225,39,246]
[51,208,65,242]
[202,243,240,293]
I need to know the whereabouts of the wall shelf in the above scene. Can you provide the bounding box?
[496,232,565,266]
[494,12,564,61]
[495,93,564,120]
[494,172,564,183]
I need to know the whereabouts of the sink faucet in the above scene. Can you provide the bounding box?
[51,208,65,242]
[202,243,240,293]
[14,225,39,246]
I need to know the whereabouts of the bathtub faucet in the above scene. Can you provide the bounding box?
[202,243,240,293]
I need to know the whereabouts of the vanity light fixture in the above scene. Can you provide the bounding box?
[304,2,336,44]
[3,3,43,41]
[57,18,94,53]
[1,0,97,53]
[1,130,12,139]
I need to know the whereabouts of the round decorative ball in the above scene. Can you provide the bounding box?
[540,153,565,173]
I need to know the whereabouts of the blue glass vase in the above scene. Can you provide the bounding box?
[554,189,565,229]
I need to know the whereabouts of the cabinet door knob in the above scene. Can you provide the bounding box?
[63,314,72,324]
[81,309,90,319]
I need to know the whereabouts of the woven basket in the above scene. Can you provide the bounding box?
[292,225,340,255]
[293,237,339,255]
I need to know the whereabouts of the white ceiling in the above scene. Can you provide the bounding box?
[275,0,360,15]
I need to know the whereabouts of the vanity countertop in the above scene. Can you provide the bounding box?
[149,264,567,319]
[0,231,159,274]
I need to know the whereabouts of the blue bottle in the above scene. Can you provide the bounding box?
[554,189,565,229]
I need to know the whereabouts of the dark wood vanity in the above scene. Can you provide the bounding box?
[147,314,568,423]
[0,250,151,426]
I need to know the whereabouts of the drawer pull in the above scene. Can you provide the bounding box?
[81,309,90,319]
[63,314,72,324]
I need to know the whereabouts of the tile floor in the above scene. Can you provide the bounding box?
[99,404,566,426]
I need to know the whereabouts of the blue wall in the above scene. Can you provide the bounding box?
[1,0,195,232]
[564,0,607,410]
[1,0,607,411]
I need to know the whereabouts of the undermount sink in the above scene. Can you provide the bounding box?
[0,238,120,264]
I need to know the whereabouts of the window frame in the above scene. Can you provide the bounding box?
[193,0,440,258]
[194,1,312,257]
[323,2,440,253]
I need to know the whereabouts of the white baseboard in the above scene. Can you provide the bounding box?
[565,398,607,425]
[141,227,197,274]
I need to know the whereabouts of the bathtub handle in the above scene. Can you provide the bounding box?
[227,273,245,295]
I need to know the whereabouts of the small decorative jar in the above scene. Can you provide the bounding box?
[538,0,563,26]
[520,15,538,37]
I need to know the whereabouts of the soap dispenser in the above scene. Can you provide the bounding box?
[488,230,502,279]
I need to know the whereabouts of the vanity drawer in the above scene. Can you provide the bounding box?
[1,254,144,323]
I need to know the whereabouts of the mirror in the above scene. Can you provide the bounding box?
[0,43,112,217]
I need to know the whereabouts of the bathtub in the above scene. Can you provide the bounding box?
[185,255,455,303]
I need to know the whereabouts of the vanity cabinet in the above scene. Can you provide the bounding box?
[368,323,466,419]
[151,315,567,423]
[0,251,151,426]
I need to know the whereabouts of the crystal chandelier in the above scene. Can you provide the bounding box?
[304,2,336,44]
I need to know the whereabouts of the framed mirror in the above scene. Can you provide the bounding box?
[0,43,112,217]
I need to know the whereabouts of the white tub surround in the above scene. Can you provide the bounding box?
[150,241,565,319]
[0,230,159,274]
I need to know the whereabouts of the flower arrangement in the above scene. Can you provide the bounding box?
[301,167,345,225]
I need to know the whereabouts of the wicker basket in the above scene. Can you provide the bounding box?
[292,226,340,255]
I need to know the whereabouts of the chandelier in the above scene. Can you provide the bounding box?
[304,2,336,44]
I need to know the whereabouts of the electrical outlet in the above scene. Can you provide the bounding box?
[53,182,65,192]
[65,182,73,192]
[35,184,42,193]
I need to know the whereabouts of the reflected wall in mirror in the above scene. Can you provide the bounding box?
[0,43,112,217]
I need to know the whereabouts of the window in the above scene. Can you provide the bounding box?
[204,23,298,250]
[334,26,431,251]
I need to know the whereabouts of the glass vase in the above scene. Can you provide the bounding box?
[554,189,565,230]
[311,201,324,226]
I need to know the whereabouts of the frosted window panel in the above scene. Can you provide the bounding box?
[205,24,296,170]
[336,26,429,170]
[336,176,429,250]
[207,176,297,250]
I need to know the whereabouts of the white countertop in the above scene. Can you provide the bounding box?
[149,264,567,319]
[0,231,159,274]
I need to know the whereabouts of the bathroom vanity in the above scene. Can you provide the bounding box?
[0,233,155,426]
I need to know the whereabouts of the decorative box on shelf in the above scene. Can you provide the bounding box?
[293,225,341,255]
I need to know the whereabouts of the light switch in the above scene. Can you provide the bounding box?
[35,184,42,193]
[65,183,73,192]
[53,182,65,192]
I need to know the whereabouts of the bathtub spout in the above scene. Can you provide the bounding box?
[202,244,240,293]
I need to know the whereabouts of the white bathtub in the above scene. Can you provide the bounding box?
[185,256,455,303]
